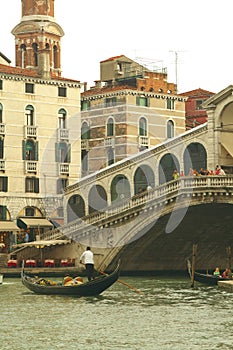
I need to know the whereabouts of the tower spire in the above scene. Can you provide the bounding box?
[12,0,64,78]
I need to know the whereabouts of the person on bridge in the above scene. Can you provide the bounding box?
[80,246,94,281]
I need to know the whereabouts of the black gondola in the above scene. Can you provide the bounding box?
[194,271,230,286]
[21,262,120,296]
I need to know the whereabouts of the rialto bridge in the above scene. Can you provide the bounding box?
[42,86,233,273]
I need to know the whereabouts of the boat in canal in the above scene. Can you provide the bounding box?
[21,261,120,296]
[193,271,230,286]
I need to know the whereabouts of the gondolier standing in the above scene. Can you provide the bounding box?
[80,247,94,281]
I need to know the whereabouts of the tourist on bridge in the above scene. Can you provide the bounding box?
[80,246,95,281]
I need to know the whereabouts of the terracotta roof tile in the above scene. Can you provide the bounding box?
[100,55,125,63]
[82,85,137,97]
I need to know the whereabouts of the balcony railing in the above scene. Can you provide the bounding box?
[59,163,69,175]
[104,137,115,148]
[81,139,89,150]
[0,159,5,171]
[0,123,5,135]
[138,136,149,147]
[25,161,37,173]
[24,125,37,138]
[57,128,69,141]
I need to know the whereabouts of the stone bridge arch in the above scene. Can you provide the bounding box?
[110,174,131,203]
[159,153,180,184]
[183,142,207,174]
[67,194,85,223]
[88,184,107,214]
[133,164,155,194]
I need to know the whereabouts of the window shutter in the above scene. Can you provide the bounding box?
[34,178,39,193]
[55,143,59,162]
[22,140,26,160]
[35,141,39,161]
[67,144,71,163]
[3,177,7,192]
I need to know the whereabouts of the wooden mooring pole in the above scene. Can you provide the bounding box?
[226,246,231,270]
[191,244,198,288]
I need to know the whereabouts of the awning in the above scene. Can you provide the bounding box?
[0,221,19,231]
[18,218,53,228]
[14,239,71,248]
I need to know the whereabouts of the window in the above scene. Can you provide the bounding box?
[107,147,114,166]
[139,117,147,136]
[167,120,174,138]
[55,142,71,163]
[53,45,58,69]
[58,108,67,129]
[0,80,2,90]
[81,100,90,111]
[57,178,69,194]
[0,205,7,219]
[107,117,114,137]
[81,122,90,139]
[136,96,149,107]
[25,83,34,94]
[25,207,35,216]
[196,100,204,110]
[32,43,38,66]
[166,99,175,110]
[58,87,67,97]
[25,177,39,193]
[25,105,34,126]
[22,140,38,160]
[0,177,8,192]
[81,150,88,174]
[0,138,4,159]
[105,97,117,107]
[0,103,3,123]
[20,44,26,69]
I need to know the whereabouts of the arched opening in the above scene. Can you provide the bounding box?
[134,165,155,194]
[32,43,38,67]
[53,45,58,68]
[139,117,147,136]
[58,108,67,129]
[81,121,90,139]
[183,143,207,175]
[25,105,34,126]
[107,117,114,137]
[111,175,131,203]
[67,195,85,223]
[20,44,26,69]
[88,185,107,214]
[24,139,37,160]
[167,120,174,138]
[159,153,180,184]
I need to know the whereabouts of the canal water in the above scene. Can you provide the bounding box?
[1,275,233,350]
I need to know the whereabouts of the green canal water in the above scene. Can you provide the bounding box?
[1,276,233,350]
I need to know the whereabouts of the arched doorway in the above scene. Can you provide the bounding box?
[134,165,155,194]
[184,143,207,175]
[110,175,131,203]
[67,195,85,223]
[88,185,107,214]
[159,153,180,184]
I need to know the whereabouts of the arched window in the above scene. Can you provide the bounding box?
[58,108,67,129]
[53,45,58,68]
[32,43,38,67]
[167,120,174,138]
[139,117,147,136]
[23,139,38,161]
[81,122,90,140]
[20,44,26,69]
[0,103,3,123]
[25,105,34,126]
[107,117,114,137]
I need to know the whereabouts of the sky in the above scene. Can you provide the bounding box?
[1,0,233,94]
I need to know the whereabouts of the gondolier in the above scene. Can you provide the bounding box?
[80,246,94,281]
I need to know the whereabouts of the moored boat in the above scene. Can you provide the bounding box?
[21,261,120,296]
[194,271,230,286]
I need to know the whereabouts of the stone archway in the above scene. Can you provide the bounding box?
[134,165,155,194]
[88,185,107,214]
[110,174,131,203]
[67,194,85,223]
[159,153,180,184]
[184,143,207,175]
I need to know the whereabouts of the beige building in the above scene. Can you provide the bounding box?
[81,55,187,176]
[0,0,81,251]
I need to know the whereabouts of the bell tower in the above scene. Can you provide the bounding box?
[12,0,64,78]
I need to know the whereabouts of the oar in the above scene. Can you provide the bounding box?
[97,269,143,295]
[80,262,143,294]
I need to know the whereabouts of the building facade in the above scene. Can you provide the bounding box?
[81,55,187,176]
[0,0,81,252]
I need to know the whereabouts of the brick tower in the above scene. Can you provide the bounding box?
[11,0,64,78]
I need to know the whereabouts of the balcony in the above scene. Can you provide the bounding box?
[59,163,69,175]
[138,136,149,148]
[0,123,5,135]
[0,159,5,171]
[57,128,69,141]
[24,125,37,138]
[81,139,89,150]
[25,161,37,173]
[104,137,115,148]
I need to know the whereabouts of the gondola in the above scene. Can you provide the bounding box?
[21,261,120,296]
[194,271,230,286]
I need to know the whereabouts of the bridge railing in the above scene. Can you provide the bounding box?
[42,175,233,241]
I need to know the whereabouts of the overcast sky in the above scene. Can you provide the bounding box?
[1,0,233,93]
